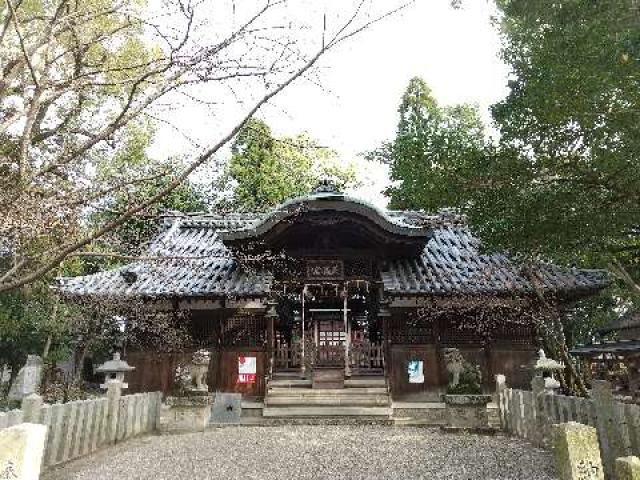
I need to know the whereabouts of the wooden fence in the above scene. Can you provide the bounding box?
[275,344,302,369]
[498,378,640,478]
[275,342,384,371]
[350,343,384,370]
[0,381,161,469]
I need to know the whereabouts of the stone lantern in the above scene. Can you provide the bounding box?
[534,349,564,393]
[96,352,135,390]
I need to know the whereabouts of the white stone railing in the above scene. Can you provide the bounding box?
[0,408,24,429]
[497,377,640,478]
[0,381,161,470]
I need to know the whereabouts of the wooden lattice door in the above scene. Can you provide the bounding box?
[315,318,345,367]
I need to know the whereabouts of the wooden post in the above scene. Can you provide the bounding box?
[301,286,306,378]
[344,286,351,378]
[266,305,275,382]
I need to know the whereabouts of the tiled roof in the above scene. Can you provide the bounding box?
[380,225,608,296]
[56,215,272,298]
[571,339,640,356]
[56,210,608,299]
[598,311,640,334]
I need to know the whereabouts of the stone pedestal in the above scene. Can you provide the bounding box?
[553,422,604,480]
[0,423,47,480]
[159,393,214,434]
[443,394,492,430]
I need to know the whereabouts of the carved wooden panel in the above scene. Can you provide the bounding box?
[306,259,344,280]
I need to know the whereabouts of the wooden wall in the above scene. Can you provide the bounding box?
[125,351,193,394]
[124,348,267,398]
[388,345,441,397]
[124,307,268,398]
[385,306,538,398]
[387,344,536,398]
[215,349,266,398]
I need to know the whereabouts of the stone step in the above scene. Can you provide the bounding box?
[268,379,312,388]
[262,406,393,418]
[265,396,390,407]
[268,387,388,396]
[268,378,386,389]
[345,378,386,388]
[237,417,395,426]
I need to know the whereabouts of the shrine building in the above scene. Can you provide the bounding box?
[58,180,608,404]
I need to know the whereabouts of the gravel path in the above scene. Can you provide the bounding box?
[43,426,557,480]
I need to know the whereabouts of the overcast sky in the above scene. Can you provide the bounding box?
[152,0,509,207]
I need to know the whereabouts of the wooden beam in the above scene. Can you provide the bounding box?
[177,298,223,310]
[226,298,267,310]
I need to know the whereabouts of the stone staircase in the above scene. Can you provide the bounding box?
[262,375,392,423]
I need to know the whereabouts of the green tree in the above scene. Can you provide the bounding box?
[88,123,207,262]
[223,118,357,211]
[374,2,640,296]
[0,278,73,380]
[368,77,486,211]
[486,0,639,269]
[0,0,399,292]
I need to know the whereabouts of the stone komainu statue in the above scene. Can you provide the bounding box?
[190,349,211,392]
[443,348,466,389]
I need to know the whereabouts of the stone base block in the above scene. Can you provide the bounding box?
[160,394,214,434]
[443,394,492,429]
[393,402,447,426]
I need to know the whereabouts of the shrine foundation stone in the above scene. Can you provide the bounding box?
[159,394,214,433]
[443,394,492,429]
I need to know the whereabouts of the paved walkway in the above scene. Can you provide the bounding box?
[43,426,557,480]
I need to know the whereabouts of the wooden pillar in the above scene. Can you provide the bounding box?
[378,301,391,375]
[344,286,351,377]
[301,286,306,378]
[266,305,276,381]
[485,343,494,389]
[211,310,222,390]
[434,314,444,388]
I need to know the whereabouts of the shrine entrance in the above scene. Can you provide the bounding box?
[272,281,385,379]
[311,310,346,368]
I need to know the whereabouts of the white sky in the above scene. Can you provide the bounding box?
[152,0,509,207]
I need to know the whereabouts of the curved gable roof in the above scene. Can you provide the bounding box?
[218,190,432,243]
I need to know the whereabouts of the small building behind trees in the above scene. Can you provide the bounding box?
[58,180,608,400]
[572,311,640,399]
